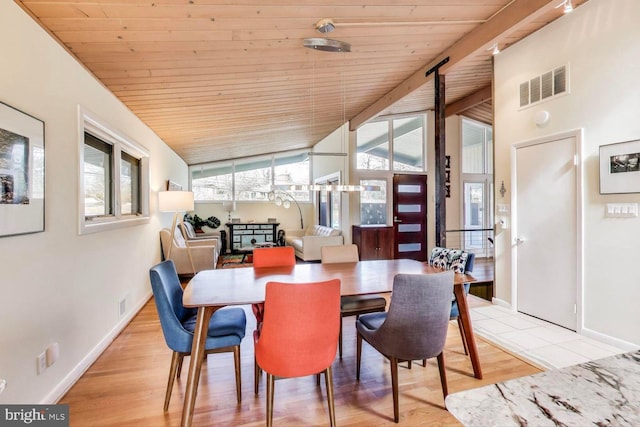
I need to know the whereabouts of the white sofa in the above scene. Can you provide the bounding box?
[159,225,220,275]
[284,225,344,261]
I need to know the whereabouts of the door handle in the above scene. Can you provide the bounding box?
[393,216,402,223]
[515,237,526,244]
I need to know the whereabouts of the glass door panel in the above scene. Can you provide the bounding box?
[463,179,493,257]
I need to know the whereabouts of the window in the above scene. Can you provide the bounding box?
[461,117,493,257]
[84,134,113,217]
[120,151,140,215]
[192,160,233,201]
[190,151,310,203]
[354,113,425,225]
[356,114,425,172]
[79,108,149,234]
[360,179,387,225]
[234,155,272,201]
[462,118,492,175]
[357,121,389,170]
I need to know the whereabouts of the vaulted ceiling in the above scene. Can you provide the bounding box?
[16,0,587,165]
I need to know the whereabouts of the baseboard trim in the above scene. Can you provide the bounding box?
[41,291,153,404]
[581,327,639,352]
[490,297,513,310]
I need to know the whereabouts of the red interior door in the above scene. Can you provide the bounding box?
[393,174,427,261]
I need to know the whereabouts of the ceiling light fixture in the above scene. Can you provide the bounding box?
[488,43,500,55]
[315,18,335,34]
[272,184,381,192]
[303,18,351,52]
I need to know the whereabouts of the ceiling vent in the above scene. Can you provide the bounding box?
[519,65,568,108]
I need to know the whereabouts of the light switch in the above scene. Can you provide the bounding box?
[605,203,639,218]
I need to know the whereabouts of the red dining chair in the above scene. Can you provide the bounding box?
[254,279,341,427]
[252,246,296,393]
[252,246,296,268]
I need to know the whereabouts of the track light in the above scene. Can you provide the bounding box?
[555,0,573,14]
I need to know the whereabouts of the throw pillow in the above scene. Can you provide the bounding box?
[448,250,469,273]
[430,247,450,270]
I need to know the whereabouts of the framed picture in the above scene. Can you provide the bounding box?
[600,139,640,194]
[0,101,45,237]
[166,180,182,191]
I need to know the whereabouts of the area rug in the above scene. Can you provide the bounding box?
[219,254,252,268]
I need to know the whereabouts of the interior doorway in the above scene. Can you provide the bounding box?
[513,132,581,331]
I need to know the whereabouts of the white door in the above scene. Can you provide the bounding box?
[515,136,578,330]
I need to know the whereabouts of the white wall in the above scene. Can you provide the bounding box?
[0,2,187,403]
[494,0,640,346]
[314,124,352,241]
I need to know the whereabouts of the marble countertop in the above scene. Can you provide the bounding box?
[445,350,640,426]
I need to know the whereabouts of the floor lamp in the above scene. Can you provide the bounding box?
[159,190,196,274]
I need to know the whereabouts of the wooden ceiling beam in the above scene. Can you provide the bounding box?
[445,84,492,118]
[350,0,560,130]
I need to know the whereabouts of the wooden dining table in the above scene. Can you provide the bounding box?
[180,258,482,427]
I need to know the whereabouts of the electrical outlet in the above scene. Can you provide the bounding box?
[36,352,46,375]
[46,342,59,367]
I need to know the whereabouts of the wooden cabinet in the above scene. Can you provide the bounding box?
[352,225,394,260]
[226,222,279,253]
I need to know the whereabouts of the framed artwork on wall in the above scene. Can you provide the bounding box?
[599,139,640,194]
[0,101,45,237]
[166,180,182,191]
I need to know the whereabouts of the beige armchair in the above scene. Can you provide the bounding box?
[179,222,222,254]
[159,226,219,275]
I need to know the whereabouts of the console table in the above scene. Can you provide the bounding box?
[226,222,279,253]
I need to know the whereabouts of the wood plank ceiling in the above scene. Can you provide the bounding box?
[15,0,587,165]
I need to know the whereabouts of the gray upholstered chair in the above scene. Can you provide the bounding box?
[320,244,387,359]
[356,272,454,423]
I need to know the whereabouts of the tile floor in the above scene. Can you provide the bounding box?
[469,304,627,370]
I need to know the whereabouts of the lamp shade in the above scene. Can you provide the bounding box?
[158,191,194,212]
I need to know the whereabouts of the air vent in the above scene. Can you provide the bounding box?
[554,66,566,94]
[530,77,541,103]
[519,82,529,107]
[519,65,568,108]
[541,71,553,99]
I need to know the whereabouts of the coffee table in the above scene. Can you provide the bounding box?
[237,242,276,263]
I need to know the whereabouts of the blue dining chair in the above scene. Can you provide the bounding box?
[427,247,475,352]
[149,260,247,410]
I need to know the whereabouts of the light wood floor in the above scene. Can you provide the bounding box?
[60,296,540,426]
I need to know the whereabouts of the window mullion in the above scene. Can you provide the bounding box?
[113,143,122,219]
